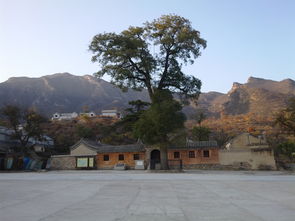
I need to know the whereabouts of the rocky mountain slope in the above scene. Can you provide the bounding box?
[197,76,295,117]
[0,73,294,118]
[0,73,149,116]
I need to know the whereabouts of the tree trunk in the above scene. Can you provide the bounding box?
[160,144,168,170]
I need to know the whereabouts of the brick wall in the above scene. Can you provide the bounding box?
[168,149,219,168]
[96,152,145,169]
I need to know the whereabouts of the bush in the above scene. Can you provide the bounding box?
[276,142,295,162]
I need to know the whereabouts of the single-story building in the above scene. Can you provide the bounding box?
[51,139,220,170]
[168,140,220,169]
[50,139,145,170]
[219,133,276,170]
[144,141,220,170]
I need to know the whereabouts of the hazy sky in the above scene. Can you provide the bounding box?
[0,0,294,93]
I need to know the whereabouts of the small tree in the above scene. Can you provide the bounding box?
[192,126,211,141]
[211,129,232,148]
[195,111,206,126]
[1,105,47,154]
[76,124,95,139]
[276,142,295,162]
[275,97,295,136]
[118,100,150,133]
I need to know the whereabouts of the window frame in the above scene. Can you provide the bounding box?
[174,151,180,159]
[133,154,140,160]
[103,154,109,161]
[203,150,210,158]
[188,151,195,158]
[118,154,124,161]
[76,156,95,169]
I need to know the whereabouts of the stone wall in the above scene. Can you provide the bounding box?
[183,164,223,170]
[50,156,76,170]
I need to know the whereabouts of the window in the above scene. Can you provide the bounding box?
[133,154,140,160]
[118,154,124,161]
[76,157,95,168]
[188,151,195,158]
[174,152,180,159]
[76,157,88,168]
[103,155,109,161]
[203,150,210,158]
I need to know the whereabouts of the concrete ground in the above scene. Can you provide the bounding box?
[0,170,294,221]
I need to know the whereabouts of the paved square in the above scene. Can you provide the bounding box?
[0,170,294,221]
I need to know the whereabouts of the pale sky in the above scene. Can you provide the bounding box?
[0,0,294,93]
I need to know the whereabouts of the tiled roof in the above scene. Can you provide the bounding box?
[71,139,145,153]
[95,144,145,153]
[169,140,219,150]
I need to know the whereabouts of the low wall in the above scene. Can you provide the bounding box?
[50,155,76,170]
[183,164,222,170]
[219,149,276,170]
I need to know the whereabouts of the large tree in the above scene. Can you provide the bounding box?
[0,105,47,154]
[89,15,206,168]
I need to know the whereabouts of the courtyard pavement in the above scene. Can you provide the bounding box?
[0,170,294,221]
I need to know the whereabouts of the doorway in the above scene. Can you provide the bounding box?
[150,149,161,170]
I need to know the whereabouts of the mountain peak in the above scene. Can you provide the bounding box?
[228,82,243,94]
[43,72,74,78]
[280,78,295,84]
[247,76,266,83]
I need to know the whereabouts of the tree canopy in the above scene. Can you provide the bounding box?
[125,100,150,114]
[0,105,47,153]
[191,126,211,141]
[89,14,206,100]
[133,90,186,145]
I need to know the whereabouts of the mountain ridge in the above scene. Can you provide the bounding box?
[0,73,294,118]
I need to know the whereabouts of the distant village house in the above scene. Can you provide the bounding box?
[101,109,121,118]
[52,112,79,121]
[51,109,121,121]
